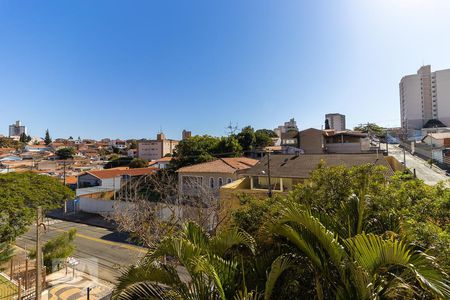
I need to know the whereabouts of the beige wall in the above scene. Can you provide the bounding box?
[299,128,323,153]
[178,171,237,199]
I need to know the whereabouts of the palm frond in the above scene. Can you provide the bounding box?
[264,254,296,300]
[209,228,256,257]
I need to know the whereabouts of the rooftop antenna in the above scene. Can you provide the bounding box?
[226,121,238,136]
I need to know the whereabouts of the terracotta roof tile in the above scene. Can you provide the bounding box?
[177,157,258,174]
[86,167,157,179]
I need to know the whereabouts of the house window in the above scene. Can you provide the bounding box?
[218,177,223,186]
[210,177,215,189]
[182,176,203,193]
[226,178,232,184]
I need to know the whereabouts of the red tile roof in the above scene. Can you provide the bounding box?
[86,167,157,179]
[177,157,258,174]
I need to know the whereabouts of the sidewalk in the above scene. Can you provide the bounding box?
[46,209,117,230]
[42,268,114,300]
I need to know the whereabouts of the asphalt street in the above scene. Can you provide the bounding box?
[15,218,146,283]
[386,144,449,186]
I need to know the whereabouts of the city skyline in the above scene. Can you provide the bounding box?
[1,0,450,139]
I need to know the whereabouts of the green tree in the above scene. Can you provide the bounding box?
[0,172,74,242]
[214,136,243,156]
[170,135,220,170]
[237,126,256,151]
[30,229,76,272]
[0,137,23,149]
[264,200,450,299]
[128,140,138,150]
[56,147,76,159]
[129,158,148,168]
[324,119,330,129]
[104,156,133,169]
[112,222,257,300]
[353,123,385,137]
[254,129,274,149]
[44,129,52,145]
[0,242,13,270]
[19,132,28,143]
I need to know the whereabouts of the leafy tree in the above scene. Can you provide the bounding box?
[215,136,243,156]
[44,129,52,145]
[0,242,13,270]
[26,135,32,142]
[19,132,28,143]
[170,135,220,170]
[112,222,257,300]
[353,123,385,137]
[128,140,138,150]
[324,119,330,129]
[254,129,274,149]
[112,146,121,154]
[237,126,256,151]
[104,157,133,169]
[0,172,74,242]
[56,147,76,159]
[0,137,23,149]
[129,158,148,169]
[264,200,450,299]
[30,229,76,272]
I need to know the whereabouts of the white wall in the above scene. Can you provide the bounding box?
[400,75,423,130]
[435,69,450,126]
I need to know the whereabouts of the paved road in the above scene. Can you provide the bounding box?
[15,218,146,283]
[386,144,449,185]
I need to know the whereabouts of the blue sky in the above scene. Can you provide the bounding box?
[1,0,450,140]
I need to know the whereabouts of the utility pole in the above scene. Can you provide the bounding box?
[35,207,46,300]
[267,151,272,198]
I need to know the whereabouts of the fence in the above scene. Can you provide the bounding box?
[0,255,45,299]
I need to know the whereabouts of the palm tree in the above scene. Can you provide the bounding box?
[264,200,450,299]
[112,222,258,300]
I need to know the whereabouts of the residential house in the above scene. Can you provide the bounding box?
[298,128,324,153]
[149,156,173,169]
[24,145,50,153]
[421,132,450,163]
[177,157,258,200]
[109,139,127,150]
[220,153,396,220]
[76,167,157,196]
[323,130,371,153]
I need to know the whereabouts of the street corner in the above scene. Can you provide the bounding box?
[44,269,113,300]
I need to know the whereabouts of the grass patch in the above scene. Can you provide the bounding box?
[0,274,17,299]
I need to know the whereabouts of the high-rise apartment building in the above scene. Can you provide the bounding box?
[8,120,27,137]
[137,133,179,161]
[325,113,346,131]
[400,65,450,132]
[182,130,192,140]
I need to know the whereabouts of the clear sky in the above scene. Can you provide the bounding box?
[1,0,450,140]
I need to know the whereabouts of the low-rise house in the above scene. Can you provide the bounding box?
[421,132,450,163]
[220,153,396,216]
[24,145,50,153]
[177,157,258,200]
[76,167,157,196]
[298,128,324,153]
[323,130,371,153]
[151,156,173,169]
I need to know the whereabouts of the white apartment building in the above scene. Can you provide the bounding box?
[274,118,298,137]
[8,120,27,137]
[325,113,346,131]
[400,65,450,133]
[137,133,179,161]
